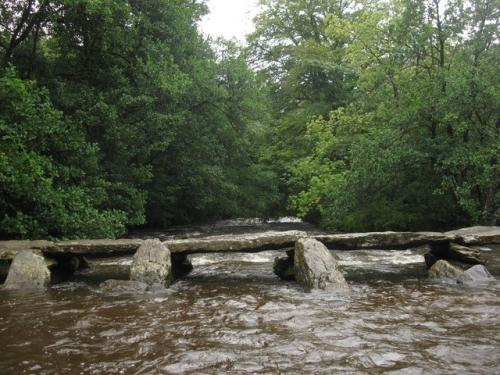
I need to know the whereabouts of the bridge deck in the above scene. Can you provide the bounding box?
[1,227,499,260]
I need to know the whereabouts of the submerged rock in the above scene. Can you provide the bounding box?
[428,260,464,279]
[457,265,495,285]
[130,239,173,288]
[3,250,52,290]
[294,238,349,291]
[99,279,149,293]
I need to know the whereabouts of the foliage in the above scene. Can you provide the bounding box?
[283,0,499,230]
[0,0,498,238]
[0,0,279,239]
[0,70,127,238]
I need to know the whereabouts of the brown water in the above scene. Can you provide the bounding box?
[1,241,499,374]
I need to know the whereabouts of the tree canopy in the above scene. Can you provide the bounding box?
[1,0,498,239]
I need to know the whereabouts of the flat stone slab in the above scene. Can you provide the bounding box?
[0,240,54,260]
[164,231,308,254]
[446,226,500,245]
[49,239,143,255]
[315,232,455,250]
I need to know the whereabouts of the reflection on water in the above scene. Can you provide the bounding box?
[1,249,499,374]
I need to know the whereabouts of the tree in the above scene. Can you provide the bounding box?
[286,0,499,230]
[0,0,281,238]
[0,69,127,239]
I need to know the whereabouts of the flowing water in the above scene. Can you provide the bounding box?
[1,223,499,374]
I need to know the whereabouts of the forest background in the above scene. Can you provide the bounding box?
[0,0,498,239]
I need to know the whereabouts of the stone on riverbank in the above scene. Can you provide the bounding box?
[456,265,495,286]
[428,260,464,279]
[130,239,173,287]
[3,250,52,290]
[294,238,349,291]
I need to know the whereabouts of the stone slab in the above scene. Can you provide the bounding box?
[315,232,455,250]
[446,226,500,245]
[164,231,308,254]
[49,239,143,255]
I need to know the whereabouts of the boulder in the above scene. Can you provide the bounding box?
[3,250,52,290]
[99,279,149,293]
[294,238,349,291]
[273,255,295,281]
[165,230,307,254]
[446,226,500,245]
[130,239,173,287]
[428,260,464,279]
[315,232,454,250]
[457,265,495,285]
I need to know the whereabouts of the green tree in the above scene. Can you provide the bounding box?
[288,0,499,230]
[0,70,127,239]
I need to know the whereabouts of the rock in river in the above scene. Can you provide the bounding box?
[294,238,349,291]
[130,239,173,288]
[3,250,52,290]
[428,242,484,266]
[447,243,483,265]
[428,260,464,279]
[457,265,495,286]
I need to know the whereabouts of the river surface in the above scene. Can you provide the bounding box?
[1,222,499,374]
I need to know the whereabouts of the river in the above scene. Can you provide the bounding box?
[1,221,499,374]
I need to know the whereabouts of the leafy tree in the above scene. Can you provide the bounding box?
[288,0,499,230]
[0,0,281,238]
[0,69,127,239]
